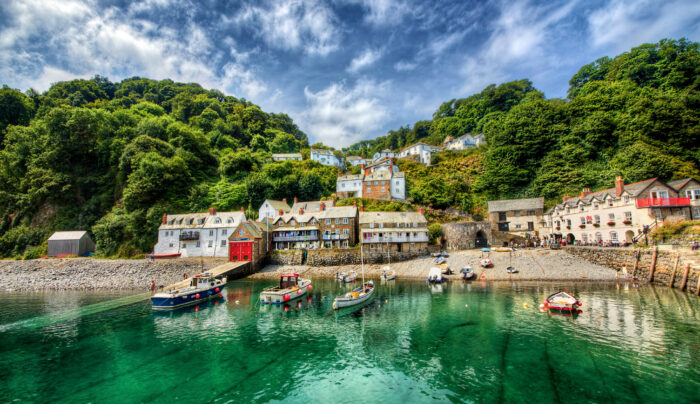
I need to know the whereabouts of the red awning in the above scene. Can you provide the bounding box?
[586,216,592,221]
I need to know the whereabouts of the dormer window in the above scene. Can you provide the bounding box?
[623,196,630,204]
[227,218,233,224]
[607,199,614,207]
[593,203,598,209]
[214,218,221,224]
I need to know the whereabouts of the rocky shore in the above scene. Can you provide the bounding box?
[0,249,622,292]
[0,257,228,292]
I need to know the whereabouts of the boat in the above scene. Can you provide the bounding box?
[343,271,358,283]
[494,247,512,252]
[480,258,493,268]
[506,266,518,273]
[151,253,182,259]
[333,243,374,310]
[335,272,347,281]
[460,267,475,280]
[540,291,582,312]
[440,263,453,275]
[434,256,446,264]
[481,248,490,253]
[426,267,446,284]
[151,272,226,310]
[260,273,312,304]
[380,266,396,281]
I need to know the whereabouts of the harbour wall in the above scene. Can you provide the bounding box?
[565,247,700,294]
[266,248,430,266]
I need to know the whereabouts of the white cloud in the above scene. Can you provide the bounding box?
[394,60,417,71]
[588,0,700,52]
[346,0,411,26]
[346,49,382,73]
[301,79,390,147]
[459,0,578,94]
[235,0,340,56]
[0,0,268,101]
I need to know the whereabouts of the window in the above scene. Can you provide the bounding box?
[582,234,588,242]
[311,218,316,225]
[290,220,295,226]
[528,222,534,231]
[239,229,245,236]
[514,211,520,217]
[527,210,535,215]
[579,205,584,212]
[169,243,173,248]
[567,219,571,227]
[625,212,632,221]
[694,207,700,218]
[498,212,507,221]
[610,231,618,241]
[608,213,615,221]
[398,222,403,228]
[209,230,214,236]
[379,223,384,228]
[594,215,600,223]
[227,218,233,224]
[222,229,227,236]
[580,217,586,224]
[374,181,378,185]
[342,183,345,188]
[182,243,186,248]
[623,196,630,204]
[607,199,614,207]
[367,187,371,193]
[396,181,399,186]
[208,240,213,248]
[566,207,570,213]
[343,218,348,224]
[413,223,418,228]
[381,187,385,193]
[343,229,348,235]
[215,218,221,224]
[221,240,226,247]
[686,189,700,200]
[335,218,340,224]
[196,241,200,247]
[653,209,663,219]
[300,222,305,227]
[515,224,521,229]
[370,223,374,228]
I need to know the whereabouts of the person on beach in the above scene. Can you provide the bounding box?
[150,281,156,292]
[183,273,188,279]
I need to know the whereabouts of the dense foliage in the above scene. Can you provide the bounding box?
[0,38,698,258]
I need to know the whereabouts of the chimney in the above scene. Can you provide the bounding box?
[360,205,364,212]
[299,208,304,215]
[615,176,624,196]
[361,163,365,172]
[282,198,287,204]
[353,201,357,207]
[209,207,216,215]
[279,209,284,216]
[162,214,167,224]
[240,207,245,212]
[320,202,326,211]
[562,195,570,202]
[580,188,591,198]
[418,207,424,215]
[294,197,298,204]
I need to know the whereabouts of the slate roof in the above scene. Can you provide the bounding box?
[290,200,332,213]
[48,231,90,241]
[487,198,544,213]
[159,211,246,230]
[272,153,302,159]
[338,174,363,181]
[263,199,291,211]
[668,178,698,189]
[549,178,663,212]
[310,148,334,156]
[346,156,363,161]
[359,211,427,225]
[273,206,357,226]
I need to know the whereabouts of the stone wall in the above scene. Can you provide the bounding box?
[267,250,303,265]
[441,222,492,250]
[305,247,428,266]
[565,247,699,294]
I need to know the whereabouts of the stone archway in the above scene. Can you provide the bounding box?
[566,233,575,244]
[625,230,635,243]
[475,230,489,248]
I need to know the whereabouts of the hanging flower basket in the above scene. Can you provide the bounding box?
[579,224,586,228]
[607,221,616,226]
[555,226,561,231]
[566,225,571,230]
[623,220,632,225]
[593,223,600,227]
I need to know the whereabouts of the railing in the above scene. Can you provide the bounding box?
[636,197,690,208]
[179,232,200,241]
[322,234,349,240]
[363,235,429,243]
[273,234,318,242]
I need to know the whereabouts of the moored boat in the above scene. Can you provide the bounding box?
[480,258,493,268]
[151,273,226,310]
[540,291,582,312]
[380,266,396,281]
[506,266,518,273]
[426,267,446,284]
[440,263,453,275]
[460,267,475,280]
[260,273,312,304]
[342,271,358,283]
[333,281,375,309]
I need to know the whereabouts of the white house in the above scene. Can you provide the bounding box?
[397,142,442,165]
[272,153,302,161]
[310,149,342,167]
[336,159,406,201]
[153,208,247,257]
[444,133,485,151]
[258,199,291,220]
[346,156,370,166]
[372,149,394,162]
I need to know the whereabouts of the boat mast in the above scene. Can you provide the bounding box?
[361,237,365,289]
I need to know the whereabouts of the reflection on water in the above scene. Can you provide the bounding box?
[0,280,698,403]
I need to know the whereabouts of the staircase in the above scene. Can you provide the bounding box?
[632,221,657,243]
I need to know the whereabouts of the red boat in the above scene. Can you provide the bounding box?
[540,291,582,312]
[152,253,182,259]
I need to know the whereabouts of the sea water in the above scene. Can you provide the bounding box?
[0,280,698,403]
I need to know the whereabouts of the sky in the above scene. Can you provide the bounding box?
[1,0,699,148]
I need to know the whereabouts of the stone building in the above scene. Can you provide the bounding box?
[359,209,429,253]
[228,221,271,262]
[154,208,247,257]
[336,158,406,201]
[272,203,358,250]
[544,176,695,244]
[440,222,492,250]
[668,178,700,219]
[487,197,545,235]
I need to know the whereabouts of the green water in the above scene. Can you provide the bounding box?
[0,281,698,403]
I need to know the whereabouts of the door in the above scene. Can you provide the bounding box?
[229,242,253,262]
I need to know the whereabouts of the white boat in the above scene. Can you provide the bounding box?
[541,291,582,312]
[151,273,226,310]
[333,243,373,310]
[335,272,347,281]
[343,271,358,283]
[480,258,493,268]
[506,266,518,273]
[260,273,312,304]
[380,266,396,281]
[460,267,475,280]
[426,267,445,284]
[440,263,453,275]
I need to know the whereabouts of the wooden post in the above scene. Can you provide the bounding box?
[632,248,641,279]
[669,253,680,288]
[648,247,658,283]
[680,263,691,291]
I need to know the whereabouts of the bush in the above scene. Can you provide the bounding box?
[428,223,443,245]
[23,243,47,260]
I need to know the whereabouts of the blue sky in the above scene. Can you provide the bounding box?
[1,0,698,148]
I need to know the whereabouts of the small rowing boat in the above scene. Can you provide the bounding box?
[480,258,493,268]
[426,267,446,284]
[540,291,582,312]
[381,266,396,281]
[460,267,475,280]
[260,273,312,304]
[333,281,375,309]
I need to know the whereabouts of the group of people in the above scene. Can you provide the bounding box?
[149,272,189,292]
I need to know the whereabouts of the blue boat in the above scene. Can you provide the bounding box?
[151,273,226,310]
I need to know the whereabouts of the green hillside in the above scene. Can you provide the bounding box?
[0,38,698,258]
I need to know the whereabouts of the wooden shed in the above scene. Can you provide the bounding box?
[47,231,95,257]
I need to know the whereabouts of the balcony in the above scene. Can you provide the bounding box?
[362,234,429,243]
[179,232,200,241]
[273,233,318,242]
[636,197,690,208]
[322,234,350,240]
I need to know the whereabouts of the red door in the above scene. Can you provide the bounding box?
[229,242,253,262]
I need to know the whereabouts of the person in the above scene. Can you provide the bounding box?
[150,253,155,262]
[150,281,156,292]
[183,272,188,280]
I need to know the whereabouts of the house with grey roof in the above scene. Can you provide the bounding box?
[272,153,302,161]
[359,209,429,253]
[487,197,545,235]
[258,199,291,220]
[272,202,358,249]
[336,158,406,201]
[47,231,95,257]
[310,148,342,167]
